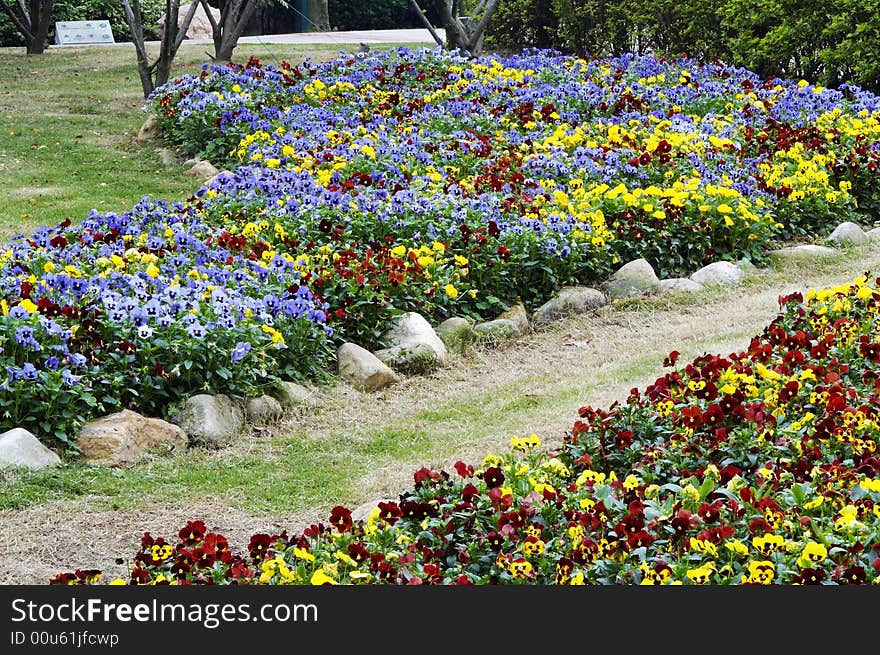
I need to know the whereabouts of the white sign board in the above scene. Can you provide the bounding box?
[54,20,115,46]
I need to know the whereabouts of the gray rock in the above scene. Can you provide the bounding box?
[205,170,233,188]
[183,157,201,169]
[659,278,704,294]
[78,409,187,466]
[768,244,838,260]
[690,261,744,287]
[496,302,530,334]
[157,2,221,40]
[246,395,284,426]
[738,259,759,277]
[374,342,443,374]
[337,343,400,392]
[170,394,246,447]
[272,381,320,410]
[155,147,177,167]
[473,318,521,342]
[828,221,868,246]
[0,428,61,470]
[435,317,475,354]
[533,286,607,324]
[601,259,660,299]
[867,227,880,241]
[185,160,220,181]
[374,312,447,373]
[135,114,158,143]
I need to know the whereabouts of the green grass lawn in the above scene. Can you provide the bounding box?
[0,42,352,240]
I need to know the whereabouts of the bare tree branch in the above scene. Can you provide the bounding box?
[198,0,219,32]
[407,0,444,47]
[0,2,33,39]
[171,0,200,53]
[465,0,498,52]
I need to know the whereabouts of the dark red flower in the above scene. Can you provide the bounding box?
[347,543,370,564]
[663,350,680,367]
[483,466,505,488]
[486,531,504,550]
[178,520,206,546]
[248,533,273,562]
[793,568,826,584]
[837,565,867,584]
[454,460,474,477]
[329,505,353,533]
[378,501,402,525]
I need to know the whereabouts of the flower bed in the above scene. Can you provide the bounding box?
[3,47,880,446]
[55,277,880,584]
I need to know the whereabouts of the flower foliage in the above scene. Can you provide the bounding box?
[5,47,880,444]
[55,277,880,585]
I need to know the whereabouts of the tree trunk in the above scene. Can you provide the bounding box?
[0,0,55,54]
[307,0,329,32]
[206,0,261,62]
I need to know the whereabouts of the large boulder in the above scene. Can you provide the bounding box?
[170,394,246,447]
[435,317,475,355]
[601,259,660,299]
[867,227,880,241]
[690,261,744,287]
[77,409,187,467]
[373,312,447,374]
[533,287,607,324]
[827,221,868,246]
[156,3,220,40]
[337,343,400,392]
[0,428,61,470]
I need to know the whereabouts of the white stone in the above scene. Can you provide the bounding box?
[373,312,447,373]
[435,317,475,354]
[659,278,704,294]
[0,428,61,470]
[78,409,186,467]
[533,287,607,323]
[601,259,660,299]
[185,160,220,181]
[768,244,838,260]
[272,381,320,409]
[337,343,400,392]
[170,394,246,446]
[135,114,158,143]
[828,221,868,246]
[690,261,743,287]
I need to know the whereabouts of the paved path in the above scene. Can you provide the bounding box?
[237,28,444,46]
[49,28,444,49]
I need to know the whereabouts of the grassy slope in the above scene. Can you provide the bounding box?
[0,42,345,240]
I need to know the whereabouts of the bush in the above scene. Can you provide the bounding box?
[327,0,438,32]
